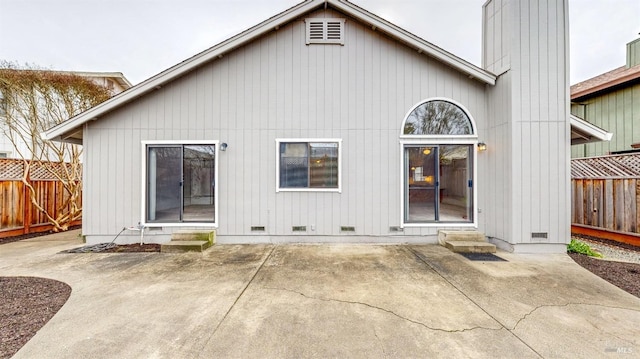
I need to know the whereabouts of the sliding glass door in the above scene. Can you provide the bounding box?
[405,146,439,222]
[147,144,216,223]
[404,144,473,223]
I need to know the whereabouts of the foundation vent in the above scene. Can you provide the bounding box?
[340,226,355,232]
[251,226,265,232]
[389,226,404,232]
[531,232,548,239]
[292,226,307,232]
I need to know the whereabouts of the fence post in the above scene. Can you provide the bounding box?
[23,166,31,235]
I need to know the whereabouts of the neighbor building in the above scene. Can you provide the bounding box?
[0,71,131,159]
[571,38,640,158]
[45,0,597,253]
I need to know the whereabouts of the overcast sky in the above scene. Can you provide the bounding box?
[1,0,639,85]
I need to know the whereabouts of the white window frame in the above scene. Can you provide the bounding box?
[141,140,219,228]
[305,18,345,45]
[399,139,478,228]
[399,98,479,228]
[276,138,342,193]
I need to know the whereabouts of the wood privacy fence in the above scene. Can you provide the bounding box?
[0,159,81,238]
[571,178,639,233]
[571,154,640,236]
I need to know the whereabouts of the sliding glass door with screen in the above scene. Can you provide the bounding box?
[146,144,216,224]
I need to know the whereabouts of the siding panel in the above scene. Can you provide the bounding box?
[83,8,489,243]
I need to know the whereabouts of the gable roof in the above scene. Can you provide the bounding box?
[43,0,497,143]
[571,64,640,101]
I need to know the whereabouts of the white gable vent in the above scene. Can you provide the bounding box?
[305,18,345,45]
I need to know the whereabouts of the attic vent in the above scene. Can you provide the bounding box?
[305,18,345,45]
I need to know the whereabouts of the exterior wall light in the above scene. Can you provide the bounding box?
[477,142,487,152]
[220,143,228,151]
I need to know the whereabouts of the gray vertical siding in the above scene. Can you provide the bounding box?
[83,8,489,243]
[484,0,570,249]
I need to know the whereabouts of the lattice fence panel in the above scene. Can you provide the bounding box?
[0,159,81,180]
[571,154,640,179]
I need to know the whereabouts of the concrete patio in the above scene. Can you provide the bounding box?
[1,230,639,358]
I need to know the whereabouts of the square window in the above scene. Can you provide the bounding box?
[277,139,341,191]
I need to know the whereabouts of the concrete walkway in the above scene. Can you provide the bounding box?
[1,230,639,358]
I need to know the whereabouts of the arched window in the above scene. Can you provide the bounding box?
[402,100,474,136]
[400,99,477,226]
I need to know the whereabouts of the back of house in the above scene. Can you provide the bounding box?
[46,0,573,253]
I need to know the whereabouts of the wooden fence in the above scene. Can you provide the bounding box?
[571,154,640,243]
[571,178,640,234]
[0,159,81,238]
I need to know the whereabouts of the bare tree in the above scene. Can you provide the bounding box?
[0,62,111,231]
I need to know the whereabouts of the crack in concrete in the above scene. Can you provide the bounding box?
[197,245,277,357]
[511,302,640,333]
[264,285,503,334]
[407,247,545,358]
[372,327,387,357]
[408,247,640,357]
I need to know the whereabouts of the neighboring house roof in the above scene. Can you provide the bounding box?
[63,71,133,90]
[43,0,497,144]
[570,114,613,145]
[571,153,640,179]
[571,64,640,100]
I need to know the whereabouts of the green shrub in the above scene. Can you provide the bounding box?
[567,239,603,258]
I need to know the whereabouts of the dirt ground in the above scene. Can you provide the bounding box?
[568,253,640,297]
[0,232,638,359]
[0,277,71,359]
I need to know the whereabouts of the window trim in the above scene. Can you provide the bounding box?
[400,97,478,138]
[399,139,478,228]
[140,140,219,228]
[275,138,342,193]
[399,97,479,228]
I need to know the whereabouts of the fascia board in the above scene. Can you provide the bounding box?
[44,0,324,141]
[570,115,613,142]
[44,0,496,141]
[330,0,496,85]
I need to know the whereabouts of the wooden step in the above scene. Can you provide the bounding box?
[161,240,212,253]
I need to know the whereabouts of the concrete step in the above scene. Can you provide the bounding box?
[161,240,212,253]
[171,230,216,245]
[438,230,485,245]
[444,240,496,254]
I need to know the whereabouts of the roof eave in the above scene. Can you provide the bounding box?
[570,115,613,145]
[571,71,640,100]
[44,0,324,141]
[44,0,496,141]
[331,0,496,85]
